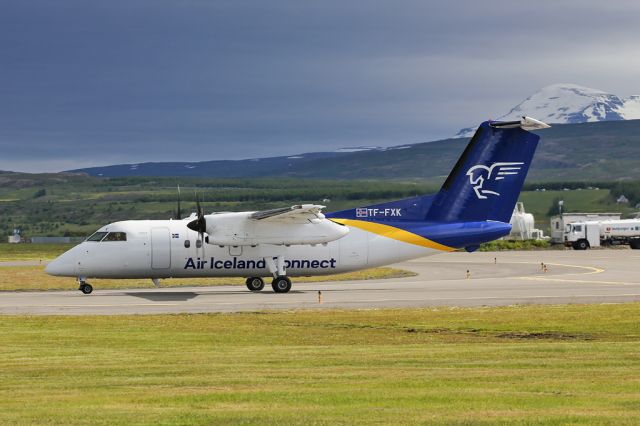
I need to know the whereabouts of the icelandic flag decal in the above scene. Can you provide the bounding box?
[356,208,368,218]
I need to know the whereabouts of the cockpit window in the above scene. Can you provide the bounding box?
[102,232,127,242]
[86,231,108,242]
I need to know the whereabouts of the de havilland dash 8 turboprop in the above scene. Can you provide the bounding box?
[46,117,549,294]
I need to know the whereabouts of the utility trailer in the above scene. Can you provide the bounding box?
[564,219,640,250]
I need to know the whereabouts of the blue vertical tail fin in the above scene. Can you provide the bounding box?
[426,116,548,223]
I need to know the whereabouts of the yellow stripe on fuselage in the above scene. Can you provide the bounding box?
[331,218,455,252]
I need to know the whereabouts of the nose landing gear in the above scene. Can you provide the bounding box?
[77,278,93,294]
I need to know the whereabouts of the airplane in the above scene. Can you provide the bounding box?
[46,116,550,294]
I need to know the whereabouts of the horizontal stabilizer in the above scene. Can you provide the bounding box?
[490,116,550,131]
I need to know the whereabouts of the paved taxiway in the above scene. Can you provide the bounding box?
[1,250,639,315]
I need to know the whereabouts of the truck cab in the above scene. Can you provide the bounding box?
[564,221,600,250]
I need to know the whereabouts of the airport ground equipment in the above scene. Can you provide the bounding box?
[550,212,621,243]
[505,202,546,240]
[564,219,640,250]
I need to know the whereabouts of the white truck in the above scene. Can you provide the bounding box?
[564,219,640,250]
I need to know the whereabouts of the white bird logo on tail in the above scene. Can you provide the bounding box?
[466,162,524,199]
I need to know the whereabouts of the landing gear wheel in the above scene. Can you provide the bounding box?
[245,277,265,292]
[630,239,640,250]
[271,276,292,293]
[79,283,93,294]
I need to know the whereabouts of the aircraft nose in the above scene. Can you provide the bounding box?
[45,256,76,277]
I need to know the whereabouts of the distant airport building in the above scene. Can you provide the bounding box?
[550,212,621,243]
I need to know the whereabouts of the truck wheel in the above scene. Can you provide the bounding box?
[575,239,589,250]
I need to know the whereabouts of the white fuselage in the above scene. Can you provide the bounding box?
[45,219,438,279]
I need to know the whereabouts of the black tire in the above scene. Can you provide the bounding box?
[271,276,292,293]
[630,239,640,250]
[245,277,265,291]
[575,239,589,250]
[80,283,93,294]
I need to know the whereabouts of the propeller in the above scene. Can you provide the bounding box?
[187,194,207,257]
[187,198,206,233]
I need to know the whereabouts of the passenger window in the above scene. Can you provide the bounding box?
[196,240,202,248]
[574,225,582,232]
[102,232,127,242]
[184,240,191,248]
[86,231,108,242]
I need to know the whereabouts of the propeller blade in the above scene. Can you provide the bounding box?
[187,191,207,233]
[176,185,182,220]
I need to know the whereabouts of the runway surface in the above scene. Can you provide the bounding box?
[1,250,639,315]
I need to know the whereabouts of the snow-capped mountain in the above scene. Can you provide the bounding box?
[333,146,385,153]
[456,83,640,137]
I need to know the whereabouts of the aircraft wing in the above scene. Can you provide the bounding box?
[251,204,326,222]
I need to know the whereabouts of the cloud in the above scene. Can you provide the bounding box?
[1,0,639,172]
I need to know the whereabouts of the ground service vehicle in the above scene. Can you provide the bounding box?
[564,220,640,250]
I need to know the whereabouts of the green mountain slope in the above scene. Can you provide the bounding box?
[69,120,640,181]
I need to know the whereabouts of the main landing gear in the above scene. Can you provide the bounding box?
[271,276,292,293]
[78,279,93,294]
[245,254,293,293]
[245,276,292,293]
[245,277,265,291]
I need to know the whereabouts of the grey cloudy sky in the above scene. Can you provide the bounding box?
[2,0,639,172]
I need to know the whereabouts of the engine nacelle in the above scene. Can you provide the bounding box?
[203,212,349,246]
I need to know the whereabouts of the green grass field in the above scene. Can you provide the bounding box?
[0,243,76,261]
[2,171,639,239]
[0,304,638,424]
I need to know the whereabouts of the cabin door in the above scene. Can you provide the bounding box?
[151,227,171,269]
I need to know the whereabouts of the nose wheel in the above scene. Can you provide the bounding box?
[79,281,93,294]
